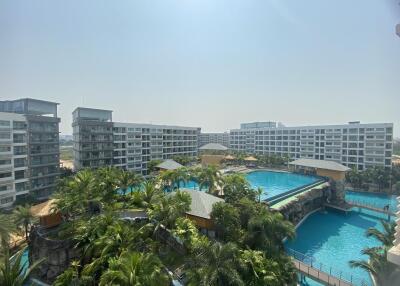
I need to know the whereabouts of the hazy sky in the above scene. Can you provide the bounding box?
[1,0,399,135]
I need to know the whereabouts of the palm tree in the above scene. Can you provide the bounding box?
[0,214,15,250]
[350,247,400,286]
[141,180,162,208]
[222,173,255,203]
[245,211,295,255]
[256,187,264,203]
[195,166,222,194]
[158,170,175,191]
[365,220,395,248]
[147,190,191,230]
[117,169,143,201]
[0,248,43,286]
[99,251,171,286]
[117,169,134,197]
[350,220,400,286]
[13,204,34,241]
[53,169,96,217]
[186,242,244,286]
[96,167,119,202]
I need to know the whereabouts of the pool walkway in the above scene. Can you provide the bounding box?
[325,200,395,218]
[293,258,353,286]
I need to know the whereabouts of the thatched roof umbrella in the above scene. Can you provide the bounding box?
[30,199,57,217]
[244,156,258,162]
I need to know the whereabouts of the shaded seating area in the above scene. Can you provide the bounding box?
[289,158,350,182]
[244,156,258,168]
[199,143,229,166]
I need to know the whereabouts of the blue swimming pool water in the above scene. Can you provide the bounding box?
[245,171,320,200]
[286,192,397,286]
[21,248,29,273]
[346,191,397,212]
[178,180,203,190]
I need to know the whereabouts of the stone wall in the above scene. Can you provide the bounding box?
[279,187,326,226]
[29,226,81,283]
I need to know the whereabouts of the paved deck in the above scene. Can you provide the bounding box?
[293,258,353,286]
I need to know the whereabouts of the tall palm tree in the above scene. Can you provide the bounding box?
[99,251,171,286]
[13,204,34,241]
[186,242,244,286]
[158,170,175,191]
[53,169,96,217]
[256,187,264,203]
[96,167,119,202]
[0,214,15,251]
[117,169,134,197]
[116,169,143,202]
[171,167,190,190]
[0,248,43,286]
[195,166,222,194]
[141,180,162,208]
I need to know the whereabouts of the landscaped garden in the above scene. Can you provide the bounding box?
[1,165,301,285]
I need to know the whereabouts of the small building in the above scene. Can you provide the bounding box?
[30,199,62,228]
[156,159,183,171]
[289,158,350,181]
[199,143,228,166]
[179,189,224,236]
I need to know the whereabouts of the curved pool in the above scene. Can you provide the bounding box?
[286,191,397,286]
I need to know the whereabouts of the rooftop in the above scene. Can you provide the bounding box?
[289,158,351,172]
[179,189,224,219]
[199,143,228,151]
[156,159,183,170]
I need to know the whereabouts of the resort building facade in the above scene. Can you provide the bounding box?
[73,107,200,175]
[230,121,393,170]
[0,99,60,208]
[199,132,230,148]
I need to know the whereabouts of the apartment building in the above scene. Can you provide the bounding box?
[73,108,200,175]
[199,132,230,148]
[0,99,60,208]
[230,121,393,170]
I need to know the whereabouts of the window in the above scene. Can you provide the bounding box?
[0,172,12,179]
[13,121,26,130]
[0,159,11,166]
[0,184,12,192]
[14,158,26,168]
[0,146,11,152]
[0,196,13,205]
[0,120,10,127]
[0,132,11,139]
[14,170,26,180]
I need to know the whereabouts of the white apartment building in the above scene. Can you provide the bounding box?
[0,99,60,209]
[230,121,393,170]
[73,108,200,175]
[199,133,230,148]
[0,113,29,208]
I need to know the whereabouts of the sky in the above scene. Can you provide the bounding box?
[0,0,399,136]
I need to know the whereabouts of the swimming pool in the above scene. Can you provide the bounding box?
[346,190,397,212]
[245,170,321,201]
[286,192,397,286]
